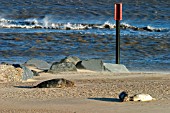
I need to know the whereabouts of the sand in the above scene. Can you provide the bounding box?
[0,67,170,113]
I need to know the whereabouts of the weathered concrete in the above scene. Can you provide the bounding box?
[76,59,104,71]
[60,56,81,65]
[49,62,77,73]
[25,58,51,70]
[104,63,129,73]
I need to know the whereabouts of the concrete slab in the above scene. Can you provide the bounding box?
[104,63,129,73]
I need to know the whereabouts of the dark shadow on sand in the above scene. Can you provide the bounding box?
[14,86,34,88]
[88,98,122,102]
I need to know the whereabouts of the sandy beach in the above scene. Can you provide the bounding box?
[0,66,170,113]
[0,0,169,112]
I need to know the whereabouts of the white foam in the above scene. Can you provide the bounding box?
[25,18,39,25]
[63,23,88,30]
[146,25,165,31]
[0,17,168,32]
[121,23,132,27]
[103,21,115,28]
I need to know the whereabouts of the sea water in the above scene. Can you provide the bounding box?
[0,0,169,72]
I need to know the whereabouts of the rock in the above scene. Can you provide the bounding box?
[25,58,51,70]
[104,63,129,73]
[31,70,40,76]
[103,24,111,29]
[60,56,81,65]
[21,65,34,80]
[142,27,153,32]
[1,62,10,65]
[49,62,77,73]
[33,78,75,88]
[13,64,34,81]
[0,64,23,82]
[0,64,35,82]
[76,59,104,71]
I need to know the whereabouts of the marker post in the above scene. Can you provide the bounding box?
[114,3,122,64]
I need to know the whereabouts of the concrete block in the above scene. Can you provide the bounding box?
[76,59,104,71]
[25,58,51,70]
[104,63,129,73]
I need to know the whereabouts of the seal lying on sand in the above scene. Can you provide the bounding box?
[119,91,156,102]
[33,78,74,88]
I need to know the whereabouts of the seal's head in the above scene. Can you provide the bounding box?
[65,79,75,87]
[119,91,129,102]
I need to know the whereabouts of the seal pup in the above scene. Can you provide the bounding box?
[33,78,74,88]
[119,91,129,102]
[129,94,156,102]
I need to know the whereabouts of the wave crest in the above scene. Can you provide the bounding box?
[0,18,167,32]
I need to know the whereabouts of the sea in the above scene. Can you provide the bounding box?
[0,0,169,72]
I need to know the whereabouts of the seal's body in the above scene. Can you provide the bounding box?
[33,78,74,88]
[129,94,156,102]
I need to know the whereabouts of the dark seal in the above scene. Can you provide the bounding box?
[33,78,74,88]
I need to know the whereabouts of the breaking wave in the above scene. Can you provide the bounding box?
[0,18,168,32]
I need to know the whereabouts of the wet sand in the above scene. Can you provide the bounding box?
[0,67,170,113]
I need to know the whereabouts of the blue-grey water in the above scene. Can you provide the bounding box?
[0,0,170,72]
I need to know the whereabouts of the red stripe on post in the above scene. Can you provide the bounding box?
[114,3,122,20]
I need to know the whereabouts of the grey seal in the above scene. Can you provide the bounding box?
[33,78,74,88]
